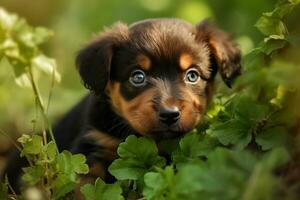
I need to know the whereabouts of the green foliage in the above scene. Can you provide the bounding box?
[108,135,166,180]
[0,7,60,82]
[143,148,289,200]
[17,134,89,199]
[54,151,89,199]
[172,132,219,164]
[0,8,87,199]
[81,178,124,200]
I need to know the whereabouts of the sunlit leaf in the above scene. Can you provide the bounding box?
[56,150,89,175]
[255,15,287,36]
[261,35,287,55]
[109,135,166,180]
[0,8,18,30]
[31,54,61,82]
[18,135,43,156]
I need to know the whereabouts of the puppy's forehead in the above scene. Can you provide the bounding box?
[128,19,207,62]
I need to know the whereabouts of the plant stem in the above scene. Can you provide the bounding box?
[46,68,55,114]
[27,68,55,199]
[27,68,58,154]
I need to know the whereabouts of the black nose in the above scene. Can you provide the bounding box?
[159,106,180,126]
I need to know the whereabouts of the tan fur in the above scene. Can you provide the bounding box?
[137,54,151,70]
[108,82,158,136]
[179,53,193,70]
[86,130,121,152]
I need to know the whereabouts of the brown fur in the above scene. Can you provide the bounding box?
[74,18,241,189]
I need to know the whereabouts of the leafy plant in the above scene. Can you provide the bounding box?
[108,135,166,181]
[81,178,123,200]
[0,8,88,199]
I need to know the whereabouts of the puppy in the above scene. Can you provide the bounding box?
[5,18,241,191]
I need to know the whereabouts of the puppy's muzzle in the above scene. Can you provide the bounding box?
[159,106,180,126]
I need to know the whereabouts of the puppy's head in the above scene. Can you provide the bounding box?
[76,19,241,139]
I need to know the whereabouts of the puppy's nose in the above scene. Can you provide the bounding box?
[159,106,180,126]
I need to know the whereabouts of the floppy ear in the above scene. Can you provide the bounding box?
[196,20,241,87]
[76,22,129,94]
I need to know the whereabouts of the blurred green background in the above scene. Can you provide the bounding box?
[0,0,299,152]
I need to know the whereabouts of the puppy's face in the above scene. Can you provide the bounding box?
[76,19,241,139]
[107,30,211,139]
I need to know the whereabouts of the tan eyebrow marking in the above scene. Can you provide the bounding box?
[179,53,193,70]
[137,54,151,70]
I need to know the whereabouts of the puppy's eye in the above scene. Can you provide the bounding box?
[129,69,146,87]
[185,68,200,84]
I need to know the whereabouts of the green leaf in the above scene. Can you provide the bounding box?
[80,178,124,200]
[109,159,151,181]
[255,15,287,36]
[261,35,287,55]
[172,133,219,164]
[179,133,201,157]
[22,165,45,185]
[53,151,88,199]
[145,149,257,200]
[109,135,166,180]
[0,7,57,83]
[18,135,43,156]
[53,174,76,199]
[209,120,252,149]
[234,95,268,123]
[17,28,36,48]
[33,27,53,45]
[117,135,158,159]
[273,0,298,17]
[0,8,18,30]
[56,150,89,175]
[256,126,287,150]
[143,166,175,200]
[109,159,150,181]
[45,141,57,161]
[31,54,61,82]
[242,48,264,70]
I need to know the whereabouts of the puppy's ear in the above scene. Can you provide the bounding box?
[196,20,241,87]
[76,22,129,94]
